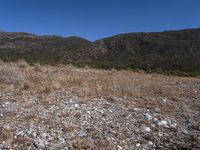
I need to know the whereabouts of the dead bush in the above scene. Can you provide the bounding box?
[0,65,25,84]
[17,60,29,68]
[72,137,112,149]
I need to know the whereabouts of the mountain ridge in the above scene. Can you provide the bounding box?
[0,28,200,76]
[2,27,200,41]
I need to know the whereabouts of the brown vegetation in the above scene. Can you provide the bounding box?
[0,61,200,149]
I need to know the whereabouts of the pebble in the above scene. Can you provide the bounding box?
[34,139,46,149]
[148,141,153,145]
[155,108,160,113]
[78,131,87,137]
[158,132,163,137]
[136,143,141,147]
[117,145,123,149]
[134,108,139,111]
[74,104,79,108]
[0,144,4,150]
[15,131,24,137]
[162,98,167,102]
[144,114,152,120]
[144,126,151,132]
[182,128,188,135]
[170,122,178,128]
[157,120,168,127]
[0,75,198,150]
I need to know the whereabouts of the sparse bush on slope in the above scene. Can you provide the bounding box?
[1,28,200,77]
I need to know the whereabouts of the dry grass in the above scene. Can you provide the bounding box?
[0,61,200,100]
[0,64,25,84]
[0,61,200,149]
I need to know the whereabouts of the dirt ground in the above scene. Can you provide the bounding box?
[0,62,200,149]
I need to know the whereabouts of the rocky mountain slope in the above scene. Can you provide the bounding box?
[0,28,200,75]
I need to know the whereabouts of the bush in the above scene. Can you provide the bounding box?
[17,60,30,68]
[0,65,25,84]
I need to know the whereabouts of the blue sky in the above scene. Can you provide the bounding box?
[0,0,200,41]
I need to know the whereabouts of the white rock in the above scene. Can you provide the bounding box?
[100,110,104,114]
[74,104,79,108]
[144,127,151,132]
[16,131,24,137]
[58,137,65,144]
[0,144,4,150]
[78,131,87,137]
[170,122,178,128]
[158,132,163,137]
[148,141,153,145]
[182,128,188,134]
[69,99,73,103]
[134,108,139,111]
[117,145,123,150]
[162,98,167,102]
[3,125,11,131]
[155,108,160,113]
[34,139,46,149]
[136,143,141,147]
[144,114,152,120]
[153,118,158,121]
[32,132,37,138]
[157,120,168,127]
[42,133,47,138]
[87,111,91,114]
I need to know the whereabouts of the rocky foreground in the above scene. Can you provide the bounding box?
[0,62,200,149]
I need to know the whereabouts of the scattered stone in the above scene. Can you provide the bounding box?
[158,132,163,137]
[0,65,199,149]
[162,98,167,102]
[144,127,151,132]
[117,145,123,149]
[74,104,79,108]
[182,128,188,135]
[155,108,160,113]
[34,139,46,149]
[170,122,178,128]
[0,144,4,150]
[144,114,152,120]
[157,120,169,127]
[134,108,139,111]
[136,143,141,147]
[148,141,153,145]
[153,118,158,122]
[78,131,87,137]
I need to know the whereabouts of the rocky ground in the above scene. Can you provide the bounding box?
[0,62,200,149]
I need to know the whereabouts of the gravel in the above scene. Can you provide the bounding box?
[0,88,200,150]
[0,64,200,149]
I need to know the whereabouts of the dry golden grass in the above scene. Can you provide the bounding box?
[0,61,200,149]
[0,60,200,100]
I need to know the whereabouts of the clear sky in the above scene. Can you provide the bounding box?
[0,0,200,41]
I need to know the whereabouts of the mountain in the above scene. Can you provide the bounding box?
[94,28,200,75]
[0,32,101,63]
[0,28,200,76]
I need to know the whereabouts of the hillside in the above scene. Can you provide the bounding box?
[0,32,101,64]
[0,62,200,149]
[0,28,200,76]
[94,28,200,74]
